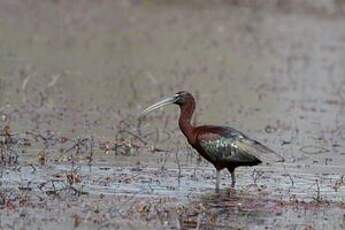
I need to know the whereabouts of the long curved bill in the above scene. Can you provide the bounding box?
[140,96,177,117]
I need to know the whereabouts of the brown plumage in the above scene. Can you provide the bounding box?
[141,91,284,191]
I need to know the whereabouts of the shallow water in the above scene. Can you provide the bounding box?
[2,163,345,202]
[1,161,345,229]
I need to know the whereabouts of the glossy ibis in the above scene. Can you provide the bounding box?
[141,91,284,191]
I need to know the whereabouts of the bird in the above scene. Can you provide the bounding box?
[141,91,284,191]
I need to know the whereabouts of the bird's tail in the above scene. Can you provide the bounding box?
[238,138,285,163]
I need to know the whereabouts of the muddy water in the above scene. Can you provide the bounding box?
[1,161,345,229]
[1,0,345,229]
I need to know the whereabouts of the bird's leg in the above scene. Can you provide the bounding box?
[225,168,236,196]
[229,168,236,188]
[215,169,220,192]
[231,171,236,188]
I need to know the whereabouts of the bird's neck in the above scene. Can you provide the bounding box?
[178,102,196,144]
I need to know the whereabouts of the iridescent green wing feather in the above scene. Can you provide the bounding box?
[199,133,258,163]
[198,127,284,164]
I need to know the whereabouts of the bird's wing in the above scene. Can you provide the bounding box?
[197,127,284,164]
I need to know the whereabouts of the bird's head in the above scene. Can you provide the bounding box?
[140,91,194,116]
